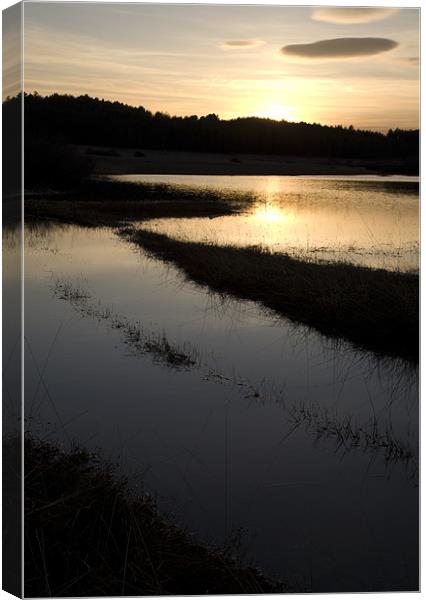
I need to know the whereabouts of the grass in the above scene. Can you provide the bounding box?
[288,401,417,476]
[26,179,418,365]
[23,178,418,594]
[51,276,416,471]
[121,228,418,364]
[23,435,282,597]
[50,276,273,395]
[52,277,200,369]
[25,179,257,226]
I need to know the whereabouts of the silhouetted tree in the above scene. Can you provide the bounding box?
[4,93,418,168]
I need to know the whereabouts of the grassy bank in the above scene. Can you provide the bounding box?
[25,178,256,226]
[122,229,418,364]
[23,435,281,597]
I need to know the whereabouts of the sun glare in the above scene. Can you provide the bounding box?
[253,205,285,223]
[256,104,297,122]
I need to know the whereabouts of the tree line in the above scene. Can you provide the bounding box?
[5,92,419,161]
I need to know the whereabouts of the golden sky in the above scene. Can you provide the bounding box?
[23,4,420,131]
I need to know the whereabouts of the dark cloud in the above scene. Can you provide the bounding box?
[281,37,398,60]
[312,8,399,24]
[221,40,264,49]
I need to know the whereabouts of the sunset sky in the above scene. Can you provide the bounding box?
[23,3,419,131]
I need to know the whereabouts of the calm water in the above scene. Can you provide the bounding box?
[21,197,418,592]
[113,174,419,271]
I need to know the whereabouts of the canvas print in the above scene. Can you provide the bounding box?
[3,2,419,597]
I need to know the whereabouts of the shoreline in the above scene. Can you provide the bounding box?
[76,145,418,177]
[24,179,256,225]
[25,178,419,363]
[122,227,419,365]
[20,435,281,597]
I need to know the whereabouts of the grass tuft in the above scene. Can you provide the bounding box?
[288,401,417,476]
[52,276,199,369]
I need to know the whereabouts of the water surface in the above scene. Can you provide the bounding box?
[113,174,419,271]
[23,220,418,593]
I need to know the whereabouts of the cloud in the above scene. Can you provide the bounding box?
[221,40,264,49]
[312,8,399,24]
[392,56,419,68]
[281,38,398,60]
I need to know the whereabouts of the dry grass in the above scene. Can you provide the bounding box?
[23,435,282,597]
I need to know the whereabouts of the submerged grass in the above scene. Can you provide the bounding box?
[51,277,277,396]
[51,277,418,472]
[52,277,199,369]
[121,228,418,364]
[27,178,418,364]
[23,435,281,597]
[25,179,257,226]
[287,401,417,477]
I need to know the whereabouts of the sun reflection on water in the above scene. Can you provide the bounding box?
[252,203,294,224]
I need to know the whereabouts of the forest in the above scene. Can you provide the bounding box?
[7,92,419,162]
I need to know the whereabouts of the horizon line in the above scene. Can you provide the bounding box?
[6,90,420,134]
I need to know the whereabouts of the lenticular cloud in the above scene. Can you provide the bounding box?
[281,37,398,60]
[312,8,399,24]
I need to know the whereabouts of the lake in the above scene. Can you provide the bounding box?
[19,174,419,592]
[113,174,419,271]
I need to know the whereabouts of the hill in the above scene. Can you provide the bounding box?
[5,93,418,167]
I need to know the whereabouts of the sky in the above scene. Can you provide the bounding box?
[22,3,420,131]
[3,3,22,99]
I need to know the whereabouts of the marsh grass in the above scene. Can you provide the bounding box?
[287,401,417,475]
[53,279,91,302]
[52,277,199,369]
[25,179,257,226]
[53,278,418,477]
[51,277,416,471]
[122,228,418,364]
[51,276,269,391]
[53,276,282,402]
[23,435,280,597]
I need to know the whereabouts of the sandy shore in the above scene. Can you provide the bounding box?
[75,144,413,176]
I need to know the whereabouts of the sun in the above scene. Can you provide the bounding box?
[256,103,297,122]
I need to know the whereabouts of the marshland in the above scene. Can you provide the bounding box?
[10,161,418,595]
[0,54,418,592]
[1,0,421,594]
